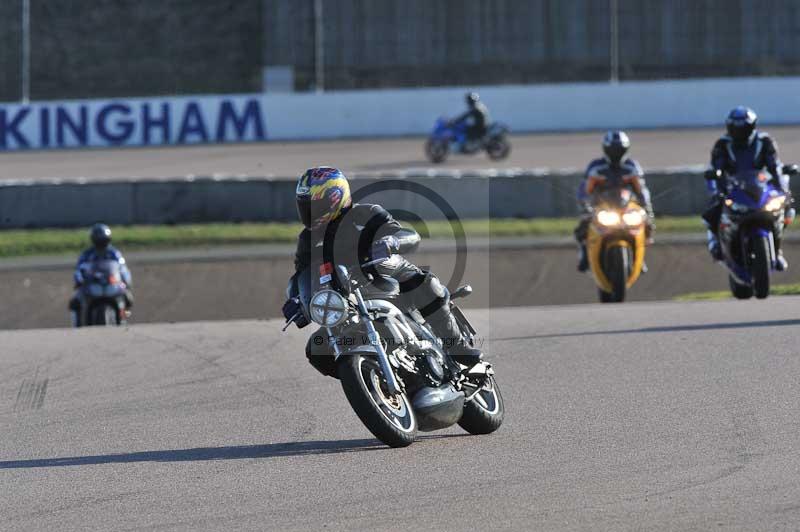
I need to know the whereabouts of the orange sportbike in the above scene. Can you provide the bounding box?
[586,188,648,303]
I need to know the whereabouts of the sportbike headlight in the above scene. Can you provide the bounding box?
[597,210,621,226]
[622,209,645,227]
[764,195,786,212]
[309,290,348,327]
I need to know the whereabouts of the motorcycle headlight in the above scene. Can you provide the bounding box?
[309,290,348,327]
[764,195,786,212]
[597,210,621,226]
[622,209,645,227]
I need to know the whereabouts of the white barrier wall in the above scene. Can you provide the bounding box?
[2,77,800,150]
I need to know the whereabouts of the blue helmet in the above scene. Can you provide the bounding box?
[726,106,757,143]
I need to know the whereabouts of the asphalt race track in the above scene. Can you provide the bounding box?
[4,126,800,181]
[5,240,800,331]
[3,299,800,530]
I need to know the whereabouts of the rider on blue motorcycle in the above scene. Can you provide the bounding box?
[704,106,791,269]
[68,223,133,327]
[281,167,482,378]
[575,131,655,272]
[451,92,490,146]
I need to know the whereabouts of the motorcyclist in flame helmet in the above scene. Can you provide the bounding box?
[574,131,655,272]
[282,167,482,378]
[703,106,794,269]
[68,223,133,327]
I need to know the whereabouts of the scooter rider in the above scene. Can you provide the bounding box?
[68,223,133,327]
[451,92,490,146]
[575,131,655,272]
[281,167,482,378]
[704,106,793,269]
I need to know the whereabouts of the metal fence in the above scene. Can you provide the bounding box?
[3,0,800,102]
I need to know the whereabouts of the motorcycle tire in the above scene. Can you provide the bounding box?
[425,139,448,164]
[338,353,417,448]
[728,275,753,300]
[486,137,511,161]
[751,236,771,299]
[458,375,505,435]
[601,245,628,303]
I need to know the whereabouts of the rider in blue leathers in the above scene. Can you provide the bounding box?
[69,223,133,327]
[575,131,655,272]
[703,106,792,269]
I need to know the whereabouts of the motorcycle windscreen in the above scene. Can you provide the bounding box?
[730,170,771,205]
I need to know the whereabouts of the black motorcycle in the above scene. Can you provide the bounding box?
[284,257,504,448]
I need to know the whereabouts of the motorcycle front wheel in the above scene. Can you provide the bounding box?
[751,236,771,299]
[599,244,628,303]
[89,304,118,326]
[425,139,449,164]
[458,375,504,435]
[338,354,417,448]
[486,136,511,160]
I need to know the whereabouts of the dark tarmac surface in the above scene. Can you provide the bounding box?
[3,299,800,530]
[4,126,800,181]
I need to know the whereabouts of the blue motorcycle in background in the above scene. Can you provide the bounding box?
[713,167,796,299]
[425,117,511,164]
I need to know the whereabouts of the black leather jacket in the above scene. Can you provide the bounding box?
[289,203,420,297]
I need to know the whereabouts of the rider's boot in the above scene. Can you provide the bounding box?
[577,244,589,272]
[68,295,82,328]
[775,235,789,271]
[707,230,723,261]
[426,307,482,367]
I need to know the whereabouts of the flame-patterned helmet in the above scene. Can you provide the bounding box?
[295,167,352,230]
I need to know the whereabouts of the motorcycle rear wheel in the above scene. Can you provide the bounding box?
[458,375,504,435]
[338,354,417,448]
[425,139,448,164]
[486,137,510,160]
[751,236,771,299]
[728,275,753,300]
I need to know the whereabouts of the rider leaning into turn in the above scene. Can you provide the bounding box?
[281,167,482,378]
[574,130,655,272]
[704,106,791,270]
[451,92,490,145]
[68,223,133,327]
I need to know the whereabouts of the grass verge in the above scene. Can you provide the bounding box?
[675,283,800,301]
[0,216,705,259]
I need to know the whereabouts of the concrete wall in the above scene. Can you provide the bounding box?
[0,169,721,229]
[3,76,800,150]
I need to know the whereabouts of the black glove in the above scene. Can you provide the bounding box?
[370,236,400,262]
[282,297,308,328]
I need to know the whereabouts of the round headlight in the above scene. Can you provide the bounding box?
[622,209,645,226]
[597,210,621,226]
[309,290,348,327]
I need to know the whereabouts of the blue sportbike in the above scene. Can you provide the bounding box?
[714,167,795,299]
[425,117,510,164]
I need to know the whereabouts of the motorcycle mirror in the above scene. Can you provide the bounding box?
[704,168,722,181]
[783,164,799,176]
